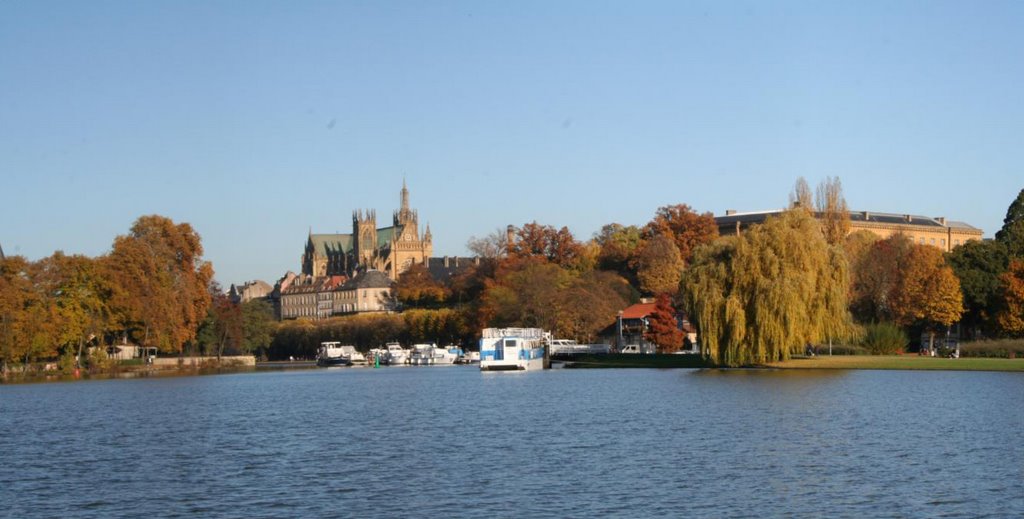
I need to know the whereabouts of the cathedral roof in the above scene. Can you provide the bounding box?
[377,226,398,248]
[309,234,353,255]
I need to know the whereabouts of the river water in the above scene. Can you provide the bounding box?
[1,367,1022,518]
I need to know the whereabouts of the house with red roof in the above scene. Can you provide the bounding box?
[611,299,698,354]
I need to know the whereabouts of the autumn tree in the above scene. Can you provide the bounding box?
[848,234,915,323]
[633,234,683,296]
[478,257,628,341]
[105,215,213,354]
[508,222,585,268]
[394,262,448,309]
[0,256,41,371]
[645,293,683,352]
[595,223,644,273]
[466,228,509,259]
[33,252,109,363]
[890,244,963,350]
[996,260,1024,336]
[642,204,718,266]
[681,210,852,366]
[789,177,813,210]
[815,176,851,246]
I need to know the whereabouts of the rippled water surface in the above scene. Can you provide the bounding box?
[2,367,1023,518]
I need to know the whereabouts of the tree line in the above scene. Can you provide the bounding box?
[0,215,274,373]
[5,185,1023,369]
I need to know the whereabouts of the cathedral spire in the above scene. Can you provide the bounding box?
[400,178,410,212]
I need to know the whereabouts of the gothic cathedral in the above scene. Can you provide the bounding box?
[301,182,433,280]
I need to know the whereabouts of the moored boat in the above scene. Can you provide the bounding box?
[383,342,410,365]
[338,345,367,366]
[479,328,548,371]
[316,341,353,367]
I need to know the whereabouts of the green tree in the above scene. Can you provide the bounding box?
[681,210,851,366]
[947,239,1009,335]
[241,299,276,359]
[996,188,1024,258]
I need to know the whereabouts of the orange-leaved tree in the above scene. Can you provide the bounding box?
[644,293,683,353]
[890,243,963,350]
[643,204,718,266]
[105,215,213,354]
[997,260,1024,336]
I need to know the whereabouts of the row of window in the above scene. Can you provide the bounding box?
[283,303,375,318]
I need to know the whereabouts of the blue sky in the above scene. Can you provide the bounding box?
[2,1,1022,285]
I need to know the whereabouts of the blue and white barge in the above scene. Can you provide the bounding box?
[479,328,549,371]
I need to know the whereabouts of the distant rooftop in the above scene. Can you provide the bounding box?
[715,209,980,231]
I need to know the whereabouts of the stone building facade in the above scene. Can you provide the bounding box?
[715,210,983,251]
[301,182,432,281]
[228,280,273,304]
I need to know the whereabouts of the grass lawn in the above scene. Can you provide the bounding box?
[766,355,1024,372]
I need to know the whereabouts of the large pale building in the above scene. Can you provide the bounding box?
[301,182,433,280]
[715,209,983,251]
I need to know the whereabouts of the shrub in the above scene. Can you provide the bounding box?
[860,322,908,355]
[824,344,870,356]
[959,339,1024,359]
[58,350,78,374]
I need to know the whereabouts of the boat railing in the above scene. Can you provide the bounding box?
[481,328,547,339]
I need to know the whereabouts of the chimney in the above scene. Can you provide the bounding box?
[725,209,737,216]
[937,217,947,225]
[862,211,870,220]
[905,214,913,223]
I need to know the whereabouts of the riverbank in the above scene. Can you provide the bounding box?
[0,356,258,384]
[766,355,1024,372]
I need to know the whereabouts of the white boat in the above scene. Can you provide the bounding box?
[337,345,367,365]
[433,346,461,365]
[458,351,480,364]
[479,328,548,371]
[409,344,460,365]
[409,344,436,365]
[383,342,410,365]
[316,341,352,367]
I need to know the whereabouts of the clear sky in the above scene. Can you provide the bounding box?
[2,1,1022,285]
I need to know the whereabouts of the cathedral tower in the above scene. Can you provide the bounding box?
[353,209,378,268]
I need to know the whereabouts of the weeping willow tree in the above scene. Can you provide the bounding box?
[681,210,852,366]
